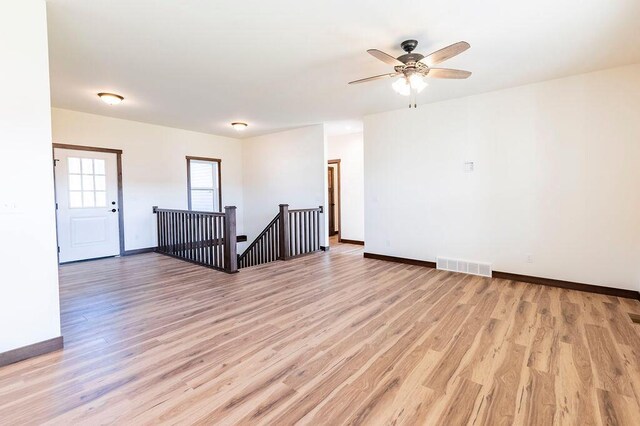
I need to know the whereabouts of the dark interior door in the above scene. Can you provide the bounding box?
[328,167,335,235]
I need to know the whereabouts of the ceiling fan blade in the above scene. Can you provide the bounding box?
[420,41,470,67]
[348,72,399,84]
[367,49,405,66]
[427,68,472,79]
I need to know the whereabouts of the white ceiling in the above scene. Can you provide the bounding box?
[324,120,363,137]
[47,0,640,138]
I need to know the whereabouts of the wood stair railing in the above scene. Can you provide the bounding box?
[238,204,323,269]
[238,213,280,268]
[153,206,237,273]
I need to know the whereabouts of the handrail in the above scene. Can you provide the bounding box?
[153,206,224,216]
[288,207,323,213]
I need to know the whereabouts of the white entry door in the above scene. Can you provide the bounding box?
[54,148,121,262]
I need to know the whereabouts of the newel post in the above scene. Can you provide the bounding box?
[224,206,238,273]
[278,204,290,260]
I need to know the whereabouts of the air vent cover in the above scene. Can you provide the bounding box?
[436,256,492,277]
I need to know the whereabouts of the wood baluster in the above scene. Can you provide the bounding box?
[216,216,221,267]
[194,213,198,262]
[272,226,276,261]
[265,229,270,262]
[298,212,302,255]
[197,214,202,264]
[213,215,218,268]
[206,214,211,266]
[220,215,224,268]
[194,214,199,263]
[211,215,215,267]
[314,210,318,251]
[312,210,316,251]
[156,211,162,252]
[316,206,328,250]
[162,211,166,252]
[181,212,185,255]
[185,214,193,261]
[174,212,177,254]
[202,215,211,265]
[302,211,306,254]
[171,212,175,255]
[296,212,300,256]
[173,212,177,255]
[200,214,205,264]
[212,215,217,267]
[305,211,310,254]
[167,212,170,254]
[183,212,188,258]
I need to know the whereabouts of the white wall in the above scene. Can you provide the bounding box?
[0,0,61,352]
[364,64,640,291]
[52,109,244,250]
[327,133,365,242]
[242,125,328,246]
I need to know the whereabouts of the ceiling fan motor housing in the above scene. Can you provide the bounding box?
[398,40,425,65]
[400,39,419,53]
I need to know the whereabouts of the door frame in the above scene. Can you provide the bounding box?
[328,159,341,241]
[52,143,125,258]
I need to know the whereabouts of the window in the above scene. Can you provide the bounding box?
[187,156,221,212]
[68,157,107,208]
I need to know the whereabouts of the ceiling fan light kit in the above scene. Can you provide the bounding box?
[349,39,471,108]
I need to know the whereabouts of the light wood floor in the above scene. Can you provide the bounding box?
[1,243,640,425]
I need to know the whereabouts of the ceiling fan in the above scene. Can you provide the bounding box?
[349,39,471,107]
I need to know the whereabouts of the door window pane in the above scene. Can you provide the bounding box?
[94,175,106,191]
[69,191,83,208]
[82,175,94,191]
[95,191,107,207]
[69,174,82,191]
[81,158,93,174]
[94,159,105,175]
[68,157,81,174]
[82,191,95,207]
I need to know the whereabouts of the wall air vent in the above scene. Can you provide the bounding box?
[436,256,492,278]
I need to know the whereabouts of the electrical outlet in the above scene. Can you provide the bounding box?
[526,254,534,264]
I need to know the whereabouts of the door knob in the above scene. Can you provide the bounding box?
[111,209,117,213]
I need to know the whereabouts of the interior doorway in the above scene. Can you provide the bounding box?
[53,144,124,263]
[328,159,341,243]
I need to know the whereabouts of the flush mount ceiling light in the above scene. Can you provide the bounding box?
[98,92,124,105]
[349,39,471,108]
[231,122,248,131]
